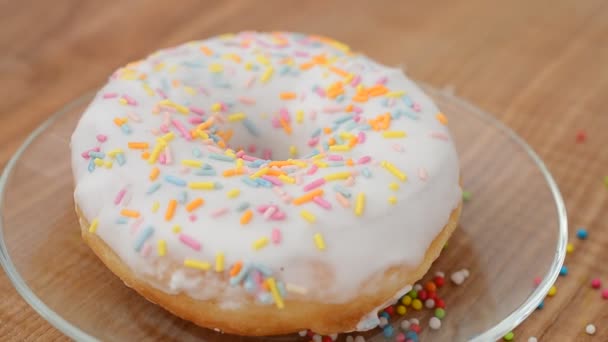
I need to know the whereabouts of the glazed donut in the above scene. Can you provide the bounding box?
[71,32,462,335]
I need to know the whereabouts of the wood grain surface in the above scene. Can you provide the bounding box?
[1,0,607,341]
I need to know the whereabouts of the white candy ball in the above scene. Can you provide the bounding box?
[312,334,322,342]
[329,333,338,341]
[354,336,366,342]
[400,320,411,331]
[379,317,389,328]
[429,317,442,330]
[451,271,465,285]
[298,330,308,337]
[345,336,354,342]
[425,298,436,309]
[586,324,596,335]
[413,284,423,291]
[409,318,420,325]
[528,337,538,342]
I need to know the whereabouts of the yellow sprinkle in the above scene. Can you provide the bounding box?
[148,142,165,164]
[209,63,224,73]
[386,90,406,98]
[211,103,222,112]
[312,154,326,160]
[389,183,400,191]
[88,218,99,233]
[93,158,104,167]
[313,233,326,251]
[344,73,354,84]
[172,225,181,234]
[160,132,175,142]
[215,252,225,272]
[167,65,178,74]
[324,172,352,181]
[256,54,270,65]
[300,210,316,223]
[388,196,397,205]
[436,112,448,125]
[339,132,355,140]
[107,149,124,158]
[289,159,308,168]
[188,182,215,190]
[329,145,351,152]
[152,201,160,213]
[266,277,285,309]
[296,110,304,123]
[183,86,196,95]
[382,131,407,139]
[227,188,240,199]
[261,67,274,83]
[244,62,254,70]
[313,161,328,168]
[154,63,165,71]
[228,113,247,122]
[118,98,128,105]
[157,240,167,256]
[278,174,296,184]
[381,161,408,182]
[252,237,269,251]
[158,99,188,114]
[250,167,269,179]
[289,145,298,158]
[236,158,244,168]
[181,159,203,168]
[225,149,236,158]
[142,83,155,96]
[566,243,574,253]
[184,259,211,271]
[355,193,365,216]
[104,160,113,168]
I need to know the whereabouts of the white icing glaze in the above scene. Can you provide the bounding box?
[71,32,461,316]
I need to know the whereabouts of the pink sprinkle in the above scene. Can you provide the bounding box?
[310,110,317,121]
[114,188,127,205]
[323,105,343,113]
[158,153,167,164]
[142,243,152,257]
[262,175,282,186]
[236,150,245,158]
[96,134,107,143]
[602,289,608,299]
[165,145,172,164]
[313,196,332,210]
[219,102,227,112]
[179,234,201,251]
[103,92,118,99]
[271,228,282,244]
[272,186,286,196]
[207,145,224,154]
[418,168,428,181]
[211,207,229,218]
[252,270,263,286]
[248,144,257,153]
[376,76,388,85]
[533,277,542,286]
[294,50,309,57]
[412,102,422,112]
[591,278,602,289]
[327,154,343,161]
[189,215,197,222]
[130,217,144,234]
[198,86,209,96]
[156,89,168,99]
[263,206,277,219]
[179,167,191,175]
[350,75,361,87]
[81,147,100,159]
[314,87,326,98]
[263,149,272,160]
[336,193,350,208]
[353,106,363,114]
[307,164,319,175]
[271,117,281,128]
[357,131,366,143]
[189,116,203,124]
[127,112,142,122]
[281,195,292,204]
[271,211,286,220]
[189,106,205,116]
[122,94,137,106]
[303,178,326,191]
[238,96,256,105]
[431,132,449,141]
[172,119,192,141]
[245,75,256,88]
[279,108,291,122]
[256,205,270,213]
[357,156,371,164]
[241,154,258,162]
[307,137,320,147]
[159,124,169,133]
[344,177,355,187]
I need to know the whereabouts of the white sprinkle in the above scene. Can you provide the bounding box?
[329,333,338,341]
[409,318,420,325]
[312,334,322,342]
[461,268,470,277]
[413,284,423,291]
[528,338,538,342]
[451,271,466,285]
[429,317,442,330]
[586,324,596,335]
[400,320,411,331]
[425,298,436,309]
[298,330,307,337]
[435,271,445,278]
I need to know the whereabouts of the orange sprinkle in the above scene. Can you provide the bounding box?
[323,127,333,135]
[197,118,214,131]
[190,130,197,139]
[171,79,180,88]
[240,209,253,225]
[229,261,243,277]
[345,104,354,112]
[128,142,149,149]
[346,158,355,166]
[186,198,204,212]
[367,84,389,97]
[165,199,177,221]
[149,167,160,181]
[300,62,315,70]
[312,54,327,64]
[348,137,358,147]
[328,137,336,146]
[113,117,126,126]
[200,45,213,56]
[261,282,270,291]
[141,151,150,160]
[279,117,292,135]
[222,168,245,177]
[120,209,140,218]
[217,140,226,149]
[223,129,234,142]
[436,112,448,125]
[329,66,348,77]
[280,92,297,100]
[293,189,324,205]
[268,161,293,167]
[266,169,287,176]
[327,87,344,99]
[353,91,369,102]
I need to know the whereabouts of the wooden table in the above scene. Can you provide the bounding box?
[1,0,607,340]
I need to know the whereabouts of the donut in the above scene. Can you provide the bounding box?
[71,32,462,335]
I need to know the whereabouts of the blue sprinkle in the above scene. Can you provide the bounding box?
[334,184,352,198]
[244,277,257,293]
[87,159,95,172]
[257,292,273,304]
[254,264,273,276]
[192,148,202,158]
[560,265,568,276]
[383,325,394,338]
[88,151,105,159]
[334,116,353,125]
[202,164,214,170]
[146,183,162,194]
[327,161,345,167]
[402,95,413,107]
[576,228,588,240]
[208,153,235,162]
[249,159,266,168]
[242,178,260,188]
[181,61,203,68]
[209,126,218,134]
[255,178,273,188]
[236,202,250,212]
[178,191,188,205]
[134,226,154,252]
[115,153,126,166]
[322,142,329,151]
[229,263,251,286]
[336,94,345,102]
[311,127,322,138]
[242,118,260,137]
[537,300,544,310]
[120,124,132,135]
[361,167,372,178]
[209,134,220,142]
[115,217,128,224]
[391,110,402,119]
[195,169,217,176]
[277,281,287,298]
[342,120,358,131]
[279,65,291,75]
[164,175,187,187]
[360,124,372,130]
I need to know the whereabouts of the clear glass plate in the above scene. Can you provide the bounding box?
[0,84,567,342]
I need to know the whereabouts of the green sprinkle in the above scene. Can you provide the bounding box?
[462,190,472,202]
[434,308,446,319]
[503,332,514,341]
